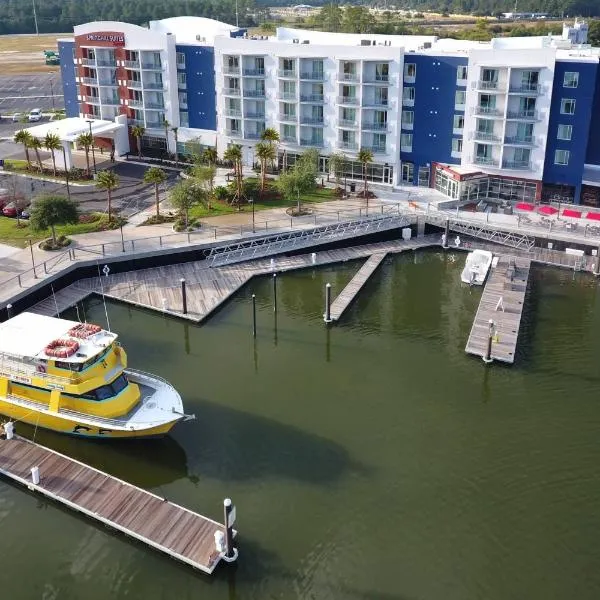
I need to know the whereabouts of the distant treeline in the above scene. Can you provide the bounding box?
[0,0,256,35]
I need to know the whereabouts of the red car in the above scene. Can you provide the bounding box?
[2,203,17,217]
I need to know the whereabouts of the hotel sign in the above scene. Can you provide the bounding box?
[80,32,126,47]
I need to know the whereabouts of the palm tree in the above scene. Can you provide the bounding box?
[357,148,374,202]
[171,126,179,167]
[162,118,171,157]
[95,170,119,223]
[44,133,61,176]
[143,166,168,218]
[76,132,93,177]
[328,152,347,192]
[261,127,280,147]
[202,146,217,167]
[255,141,276,196]
[223,144,243,204]
[131,125,145,159]
[29,137,43,172]
[13,130,33,169]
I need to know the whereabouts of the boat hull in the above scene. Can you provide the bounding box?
[461,250,493,286]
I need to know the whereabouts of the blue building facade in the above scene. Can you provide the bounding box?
[57,40,79,118]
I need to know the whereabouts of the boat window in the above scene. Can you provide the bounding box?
[63,374,130,402]
[54,346,111,372]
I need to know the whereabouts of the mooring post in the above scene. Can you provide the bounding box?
[483,319,494,364]
[252,294,256,338]
[443,218,450,249]
[324,283,332,323]
[6,304,12,319]
[180,278,187,315]
[120,224,125,252]
[595,245,600,276]
[222,498,238,562]
[273,273,277,313]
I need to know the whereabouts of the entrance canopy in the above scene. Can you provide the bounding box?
[20,117,124,143]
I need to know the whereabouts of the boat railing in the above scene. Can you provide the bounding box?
[126,367,173,388]
[0,353,76,386]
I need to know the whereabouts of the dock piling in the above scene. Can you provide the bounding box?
[252,294,257,337]
[273,274,277,313]
[443,219,450,249]
[324,283,332,323]
[595,245,600,276]
[222,498,238,563]
[6,304,12,319]
[180,278,188,315]
[483,319,494,364]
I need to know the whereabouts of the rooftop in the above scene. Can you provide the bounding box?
[19,117,124,142]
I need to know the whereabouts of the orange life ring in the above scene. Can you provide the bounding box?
[67,323,102,339]
[45,339,80,359]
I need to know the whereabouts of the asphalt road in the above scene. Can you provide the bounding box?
[0,73,64,115]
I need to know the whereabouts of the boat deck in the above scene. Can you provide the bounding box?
[0,435,228,574]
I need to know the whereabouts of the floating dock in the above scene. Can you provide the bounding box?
[0,435,231,574]
[465,255,531,364]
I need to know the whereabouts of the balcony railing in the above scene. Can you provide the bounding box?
[145,121,163,129]
[245,132,264,140]
[300,117,324,125]
[243,90,266,98]
[338,96,359,105]
[129,99,143,108]
[473,106,502,116]
[338,140,358,150]
[223,87,241,96]
[127,80,143,89]
[128,118,144,126]
[224,65,240,75]
[362,122,389,131]
[278,69,297,78]
[96,59,116,68]
[281,135,297,143]
[506,109,538,120]
[300,94,324,103]
[225,109,242,117]
[300,72,325,81]
[81,58,96,66]
[363,145,386,154]
[98,80,117,87]
[144,82,164,90]
[300,138,324,147]
[226,128,242,137]
[278,92,297,101]
[339,72,359,82]
[402,97,414,107]
[245,112,266,120]
[509,84,541,94]
[471,132,500,142]
[476,80,503,91]
[363,99,390,108]
[504,135,535,146]
[101,97,120,105]
[473,156,499,167]
[142,62,162,70]
[145,102,165,109]
[124,60,140,69]
[84,95,100,104]
[338,119,357,128]
[176,62,186,70]
[82,77,98,85]
[502,160,532,170]
[278,113,297,122]
[363,75,390,84]
[243,68,265,77]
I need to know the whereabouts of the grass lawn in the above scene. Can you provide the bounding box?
[0,214,117,248]
[187,180,335,220]
[3,159,89,184]
[0,34,65,75]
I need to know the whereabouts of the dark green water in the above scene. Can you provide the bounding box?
[2,250,600,600]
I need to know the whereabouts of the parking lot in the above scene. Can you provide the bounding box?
[0,73,64,116]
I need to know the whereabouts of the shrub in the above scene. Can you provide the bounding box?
[78,213,101,224]
[214,185,230,201]
[243,179,261,201]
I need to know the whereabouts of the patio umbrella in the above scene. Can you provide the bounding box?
[562,209,582,218]
[586,211,600,221]
[538,205,559,215]
[515,202,534,211]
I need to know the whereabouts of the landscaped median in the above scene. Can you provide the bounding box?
[1,159,93,185]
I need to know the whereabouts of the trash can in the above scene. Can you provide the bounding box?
[349,183,356,193]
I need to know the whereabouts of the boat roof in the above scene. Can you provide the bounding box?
[0,312,117,363]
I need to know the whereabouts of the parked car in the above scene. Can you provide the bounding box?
[2,203,17,217]
[11,113,22,123]
[28,108,42,122]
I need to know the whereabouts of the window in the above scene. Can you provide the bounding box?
[404,63,416,79]
[64,374,129,401]
[282,124,296,140]
[457,65,468,81]
[563,72,579,88]
[452,138,463,153]
[453,114,464,130]
[176,52,185,68]
[375,63,389,81]
[455,90,466,107]
[402,87,415,105]
[282,58,294,72]
[557,124,572,141]
[177,72,187,89]
[401,110,414,128]
[554,149,570,165]
[560,99,575,115]
[401,162,414,182]
[179,111,189,127]
[178,91,187,108]
[401,133,413,150]
[282,102,296,117]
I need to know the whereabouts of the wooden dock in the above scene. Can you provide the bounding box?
[329,253,386,321]
[0,435,231,574]
[465,255,531,364]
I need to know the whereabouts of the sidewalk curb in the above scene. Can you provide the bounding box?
[0,170,94,188]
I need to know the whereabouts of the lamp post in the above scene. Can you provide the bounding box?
[61,145,71,200]
[49,75,55,110]
[87,120,97,175]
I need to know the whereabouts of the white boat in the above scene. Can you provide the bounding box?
[461,250,493,285]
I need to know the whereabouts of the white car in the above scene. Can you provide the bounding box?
[28,109,42,122]
[11,113,22,123]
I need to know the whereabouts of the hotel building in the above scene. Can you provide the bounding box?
[58,18,600,206]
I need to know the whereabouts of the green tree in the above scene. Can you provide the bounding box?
[143,166,168,218]
[169,179,206,229]
[163,118,171,157]
[313,3,343,32]
[14,130,33,169]
[29,195,78,246]
[191,164,217,208]
[261,127,280,147]
[275,149,318,214]
[255,141,276,195]
[131,125,145,159]
[223,144,244,204]
[29,137,43,172]
[588,20,600,46]
[171,126,179,167]
[44,132,61,177]
[95,170,119,222]
[357,148,374,202]
[202,146,218,167]
[342,6,375,33]
[328,152,347,191]
[76,132,93,177]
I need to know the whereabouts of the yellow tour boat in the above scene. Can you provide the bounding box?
[0,312,194,438]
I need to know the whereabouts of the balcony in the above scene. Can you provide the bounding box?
[243,68,265,77]
[176,61,186,70]
[96,59,116,68]
[245,112,266,120]
[338,140,358,150]
[362,122,389,132]
[225,108,242,117]
[363,99,391,109]
[243,89,266,98]
[101,97,120,106]
[142,62,162,70]
[81,58,96,66]
[127,80,143,89]
[226,128,242,137]
[281,135,297,143]
[85,95,100,104]
[473,156,499,167]
[278,69,297,78]
[363,145,386,154]
[145,121,163,129]
[363,75,390,84]
[278,92,297,101]
[98,80,117,87]
[338,119,357,128]
[278,113,297,123]
[300,72,326,81]
[402,97,414,107]
[504,136,535,146]
[128,118,144,126]
[475,80,504,91]
[506,110,538,120]
[471,132,501,143]
[245,132,264,140]
[223,87,241,96]
[338,96,359,105]
[338,72,359,82]
[129,99,143,108]
[144,82,164,90]
[300,94,324,103]
[300,117,324,125]
[502,160,531,170]
[224,65,240,75]
[508,84,541,95]
[472,106,502,117]
[300,138,324,147]
[82,77,98,85]
[124,60,140,69]
[145,102,165,109]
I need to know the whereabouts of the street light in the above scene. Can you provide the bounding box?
[61,145,71,200]
[86,120,97,175]
[48,75,55,110]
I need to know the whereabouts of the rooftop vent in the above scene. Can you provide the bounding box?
[293,38,299,44]
[423,42,432,49]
